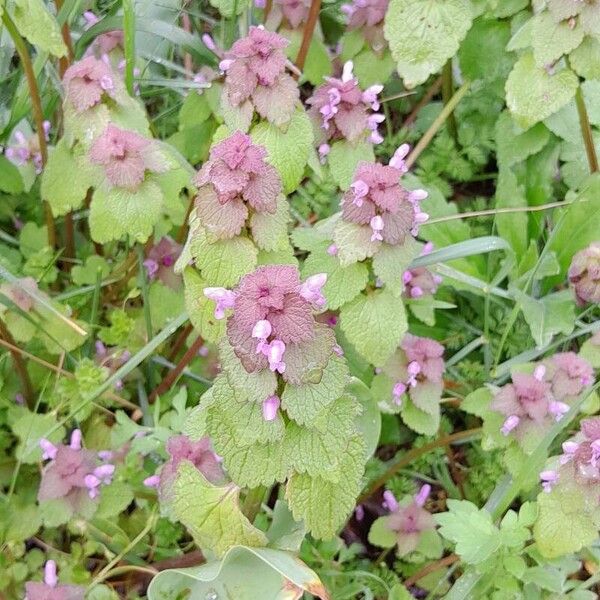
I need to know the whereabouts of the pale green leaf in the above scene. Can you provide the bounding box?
[353,48,396,89]
[328,139,375,191]
[368,516,398,548]
[570,35,600,80]
[0,155,24,194]
[401,397,440,435]
[12,0,67,56]
[372,238,421,296]
[283,31,332,85]
[531,11,584,68]
[249,195,290,252]
[183,268,226,343]
[495,111,550,168]
[333,219,380,267]
[12,410,65,464]
[95,480,134,519]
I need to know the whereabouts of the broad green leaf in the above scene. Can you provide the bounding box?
[353,48,396,88]
[71,256,110,287]
[340,289,407,367]
[89,180,163,244]
[372,238,421,296]
[42,140,99,216]
[435,500,501,564]
[95,480,134,519]
[531,11,584,68]
[0,155,24,194]
[286,435,365,539]
[514,289,575,348]
[281,354,350,425]
[220,96,253,133]
[333,219,379,267]
[179,92,212,128]
[11,0,67,56]
[172,461,267,557]
[368,516,398,548]
[580,334,600,368]
[11,410,65,464]
[328,139,375,191]
[191,228,258,287]
[251,109,313,194]
[348,378,381,459]
[495,111,550,168]
[534,478,600,558]
[249,195,290,252]
[384,0,473,88]
[148,282,185,330]
[183,268,226,343]
[505,53,578,130]
[266,500,306,552]
[401,397,440,435]
[570,35,600,80]
[283,31,332,85]
[147,546,328,600]
[301,246,369,310]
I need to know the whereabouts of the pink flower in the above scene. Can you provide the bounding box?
[543,352,594,401]
[307,61,384,146]
[5,123,49,174]
[540,470,559,493]
[83,11,124,56]
[0,276,38,312]
[382,489,399,511]
[194,132,282,239]
[89,124,166,190]
[274,0,311,28]
[299,273,327,308]
[204,287,237,319]
[340,157,428,246]
[144,237,182,289]
[226,265,335,380]
[38,431,114,510]
[402,267,442,300]
[25,560,85,600]
[344,0,388,30]
[568,242,600,305]
[262,394,281,420]
[63,56,115,112]
[144,474,160,488]
[222,27,299,126]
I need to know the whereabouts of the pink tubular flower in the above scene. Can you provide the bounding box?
[540,470,559,493]
[226,265,335,380]
[194,131,283,240]
[89,124,166,190]
[568,242,600,305]
[262,394,281,420]
[382,489,399,512]
[402,245,442,300]
[204,287,237,319]
[63,56,115,112]
[307,61,384,147]
[299,273,327,308]
[144,474,161,488]
[221,26,299,126]
[491,370,558,439]
[38,431,114,510]
[340,157,428,247]
[5,123,50,174]
[25,560,85,600]
[144,237,182,289]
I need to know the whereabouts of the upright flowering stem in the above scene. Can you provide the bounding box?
[2,13,56,248]
[575,85,599,174]
[295,0,322,71]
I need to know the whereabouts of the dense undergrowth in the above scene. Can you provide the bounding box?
[1,0,600,598]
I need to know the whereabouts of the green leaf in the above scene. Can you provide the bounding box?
[42,140,99,216]
[328,139,375,191]
[284,31,332,85]
[301,247,369,310]
[286,435,365,539]
[368,516,398,548]
[401,397,440,435]
[191,227,258,287]
[570,35,600,80]
[340,289,407,367]
[495,111,550,168]
[495,167,528,257]
[148,282,185,330]
[172,461,267,557]
[251,109,313,194]
[281,354,350,426]
[266,500,306,552]
[514,289,575,348]
[580,335,600,368]
[352,48,396,89]
[11,0,67,56]
[89,180,163,244]
[0,155,24,194]
[249,195,290,252]
[384,0,473,88]
[534,478,600,558]
[12,410,65,464]
[71,255,110,287]
[531,11,584,68]
[183,268,226,342]
[147,546,328,600]
[348,378,381,459]
[95,480,134,519]
[372,238,421,296]
[505,53,579,130]
[333,219,380,267]
[179,92,212,129]
[209,0,244,18]
[435,500,501,564]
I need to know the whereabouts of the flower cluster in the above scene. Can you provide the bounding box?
[194,131,282,239]
[143,236,182,289]
[342,0,388,50]
[145,435,223,503]
[337,146,428,246]
[83,11,124,57]
[63,56,116,113]
[402,243,442,299]
[25,560,84,600]
[382,334,445,406]
[5,121,50,174]
[381,485,435,556]
[38,430,115,510]
[90,123,166,190]
[492,354,594,440]
[273,0,311,28]
[307,60,384,154]
[568,242,600,305]
[220,26,299,127]
[204,265,331,415]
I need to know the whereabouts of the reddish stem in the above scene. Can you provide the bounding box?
[295,0,321,71]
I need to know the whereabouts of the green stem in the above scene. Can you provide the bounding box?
[136,244,155,390]
[405,80,470,170]
[2,12,57,248]
[442,60,457,143]
[242,486,267,522]
[575,84,599,173]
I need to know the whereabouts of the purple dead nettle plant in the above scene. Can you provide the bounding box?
[63,55,117,113]
[402,242,442,300]
[569,242,600,305]
[194,131,282,240]
[220,26,299,127]
[38,430,115,510]
[267,0,311,29]
[307,60,384,161]
[24,560,85,600]
[82,11,124,58]
[342,0,388,50]
[5,121,50,174]
[143,236,183,289]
